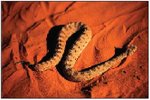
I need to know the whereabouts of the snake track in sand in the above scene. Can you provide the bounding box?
[33,22,137,82]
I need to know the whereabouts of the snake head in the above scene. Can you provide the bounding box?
[126,45,137,56]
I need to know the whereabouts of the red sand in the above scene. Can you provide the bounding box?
[2,1,148,98]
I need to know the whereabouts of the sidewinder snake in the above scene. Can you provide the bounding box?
[29,22,137,82]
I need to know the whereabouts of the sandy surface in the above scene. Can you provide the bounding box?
[2,1,148,98]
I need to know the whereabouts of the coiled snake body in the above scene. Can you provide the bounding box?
[33,22,137,82]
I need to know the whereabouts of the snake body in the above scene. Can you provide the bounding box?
[34,22,137,82]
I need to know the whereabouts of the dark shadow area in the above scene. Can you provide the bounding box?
[81,86,91,98]
[113,47,127,66]
[39,25,64,63]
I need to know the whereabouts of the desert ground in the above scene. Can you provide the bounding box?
[2,1,148,98]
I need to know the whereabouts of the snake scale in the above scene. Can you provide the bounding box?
[33,22,137,82]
